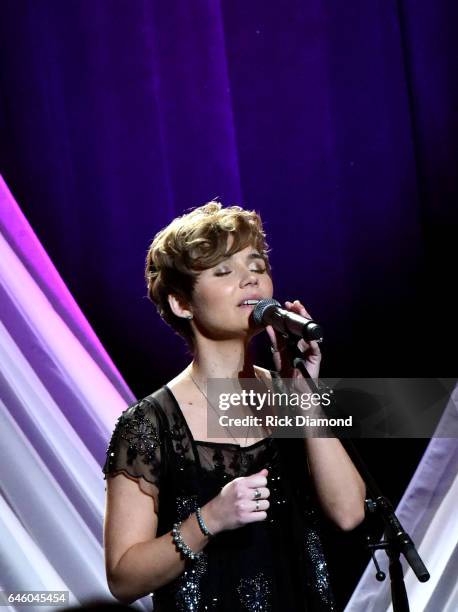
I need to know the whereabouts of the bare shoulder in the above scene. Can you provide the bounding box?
[166,369,199,406]
[166,369,206,434]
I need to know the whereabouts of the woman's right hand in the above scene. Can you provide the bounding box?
[201,469,270,534]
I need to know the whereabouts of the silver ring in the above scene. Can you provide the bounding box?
[253,488,261,500]
[255,500,260,511]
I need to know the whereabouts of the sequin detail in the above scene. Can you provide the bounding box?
[121,404,160,458]
[104,400,161,485]
[173,494,209,611]
[303,503,337,611]
[176,551,208,611]
[104,387,337,610]
[176,495,199,522]
[237,571,272,611]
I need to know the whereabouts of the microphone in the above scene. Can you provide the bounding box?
[252,298,324,342]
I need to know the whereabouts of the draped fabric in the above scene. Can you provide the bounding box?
[0,177,150,609]
[345,390,458,611]
[1,172,457,610]
[0,1,457,610]
[0,1,456,381]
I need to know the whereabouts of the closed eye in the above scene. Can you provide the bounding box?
[215,268,266,276]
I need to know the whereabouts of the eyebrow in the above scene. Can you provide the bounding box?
[247,252,265,261]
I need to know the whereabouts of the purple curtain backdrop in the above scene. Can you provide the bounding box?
[0,1,457,609]
[1,0,456,388]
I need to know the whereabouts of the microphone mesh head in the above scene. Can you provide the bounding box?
[252,298,281,325]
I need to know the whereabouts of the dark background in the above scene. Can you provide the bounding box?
[1,1,457,608]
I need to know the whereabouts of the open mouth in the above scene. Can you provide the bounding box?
[238,299,261,308]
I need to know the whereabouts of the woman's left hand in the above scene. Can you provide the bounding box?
[266,300,322,381]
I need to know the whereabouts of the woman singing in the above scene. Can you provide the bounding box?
[103,202,366,611]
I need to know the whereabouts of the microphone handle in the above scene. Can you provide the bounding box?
[268,307,324,341]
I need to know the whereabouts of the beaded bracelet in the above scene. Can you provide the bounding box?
[195,507,213,537]
[172,522,203,561]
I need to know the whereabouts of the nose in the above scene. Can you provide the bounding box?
[240,268,259,287]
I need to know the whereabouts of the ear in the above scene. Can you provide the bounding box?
[168,294,193,320]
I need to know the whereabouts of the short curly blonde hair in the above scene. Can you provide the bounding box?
[145,200,271,349]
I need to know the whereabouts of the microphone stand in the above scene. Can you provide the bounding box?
[282,344,430,612]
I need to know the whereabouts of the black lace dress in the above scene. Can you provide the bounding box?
[103,384,337,611]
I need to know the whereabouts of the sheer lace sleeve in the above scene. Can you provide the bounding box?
[102,397,163,510]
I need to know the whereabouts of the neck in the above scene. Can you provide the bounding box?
[189,336,257,382]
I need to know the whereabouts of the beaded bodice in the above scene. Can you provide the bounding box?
[103,385,337,611]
